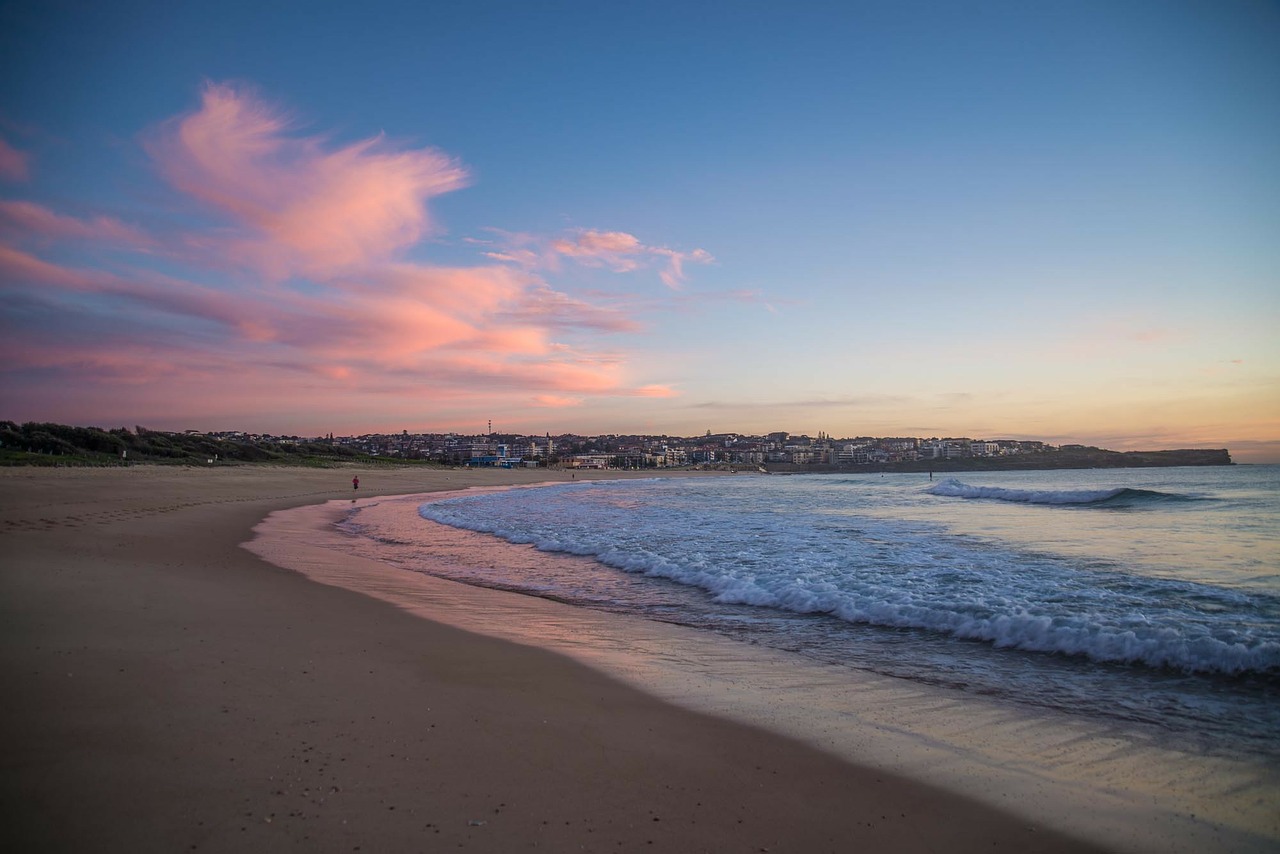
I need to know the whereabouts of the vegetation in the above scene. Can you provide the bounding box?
[0,422,428,468]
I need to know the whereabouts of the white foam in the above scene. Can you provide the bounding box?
[927,477,1128,504]
[250,494,1280,854]
[419,479,1280,675]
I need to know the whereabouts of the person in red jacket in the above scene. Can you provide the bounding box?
[352,475,359,491]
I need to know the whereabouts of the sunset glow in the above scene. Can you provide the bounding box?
[1,2,1276,460]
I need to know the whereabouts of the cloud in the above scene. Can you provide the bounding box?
[0,136,29,181]
[499,285,641,333]
[632,384,679,398]
[550,230,643,267]
[532,394,584,408]
[650,246,714,289]
[0,245,276,338]
[1058,317,1188,359]
[688,393,911,411]
[147,82,468,278]
[485,227,713,289]
[0,200,154,248]
[551,229,713,289]
[672,287,778,313]
[0,244,100,288]
[1,83,716,428]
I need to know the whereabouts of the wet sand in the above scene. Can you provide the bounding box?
[0,465,1259,852]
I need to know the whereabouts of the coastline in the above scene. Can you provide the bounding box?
[1,465,1271,852]
[256,486,1280,854]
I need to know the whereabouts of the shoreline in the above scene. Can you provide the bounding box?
[2,466,1273,852]
[254,487,1280,853]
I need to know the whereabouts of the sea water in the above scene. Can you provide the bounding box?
[340,465,1280,759]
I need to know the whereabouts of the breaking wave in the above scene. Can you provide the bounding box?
[418,481,1278,677]
[926,478,1194,507]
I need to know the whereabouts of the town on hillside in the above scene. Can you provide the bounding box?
[1,422,1230,469]
[201,429,1209,469]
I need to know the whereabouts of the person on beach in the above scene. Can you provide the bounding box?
[352,475,359,491]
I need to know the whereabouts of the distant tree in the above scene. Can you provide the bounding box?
[0,425,23,448]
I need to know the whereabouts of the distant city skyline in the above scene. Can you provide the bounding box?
[2,2,1276,462]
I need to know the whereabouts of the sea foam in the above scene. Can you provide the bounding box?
[418,479,1279,676]
[926,478,1189,507]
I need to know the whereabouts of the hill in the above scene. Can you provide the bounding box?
[0,422,420,468]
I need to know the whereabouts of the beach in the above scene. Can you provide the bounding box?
[0,465,1258,853]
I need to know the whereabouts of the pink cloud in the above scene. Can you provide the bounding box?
[549,229,713,288]
[2,83,706,427]
[632,384,679,398]
[532,394,584,408]
[471,229,550,269]
[148,82,468,278]
[551,230,642,265]
[434,354,623,394]
[0,200,154,248]
[1055,319,1189,360]
[0,136,29,182]
[500,285,641,333]
[333,295,540,367]
[0,245,268,334]
[490,227,713,289]
[0,244,100,288]
[651,246,713,289]
[0,240,638,396]
[370,263,529,314]
[482,249,543,266]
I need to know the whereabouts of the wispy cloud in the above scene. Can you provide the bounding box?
[532,394,584,408]
[1058,316,1188,358]
[2,83,703,427]
[147,81,468,279]
[0,200,154,248]
[0,136,29,182]
[552,229,713,289]
[648,246,714,289]
[631,384,679,398]
[498,284,641,333]
[480,227,713,290]
[688,393,911,411]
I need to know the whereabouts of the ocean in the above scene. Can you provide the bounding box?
[337,465,1280,761]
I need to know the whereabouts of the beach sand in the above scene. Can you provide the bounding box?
[0,464,1236,852]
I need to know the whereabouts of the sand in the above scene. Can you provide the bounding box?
[0,464,1259,852]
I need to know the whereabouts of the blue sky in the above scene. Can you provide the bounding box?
[1,1,1277,459]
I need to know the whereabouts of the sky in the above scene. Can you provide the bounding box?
[1,1,1277,461]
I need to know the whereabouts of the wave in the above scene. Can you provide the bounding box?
[418,496,1279,677]
[587,548,1279,676]
[926,478,1194,507]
